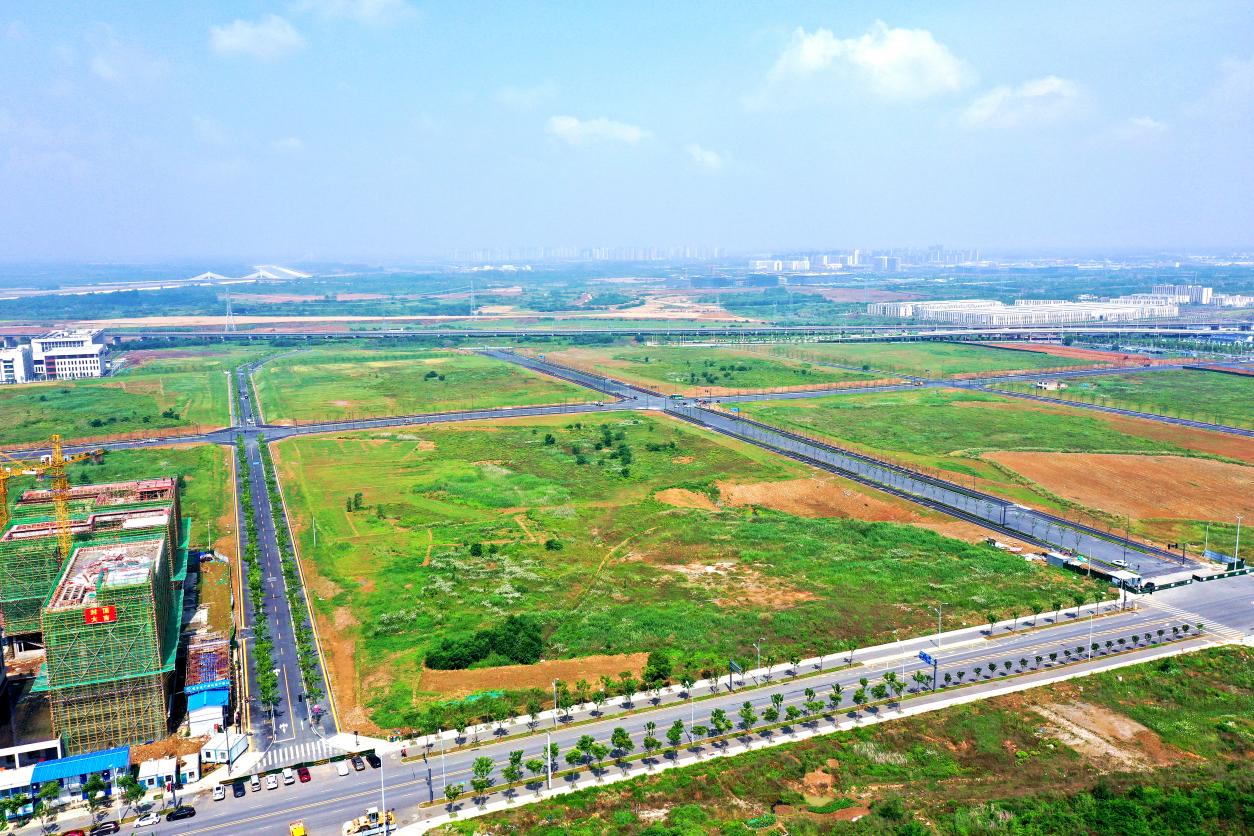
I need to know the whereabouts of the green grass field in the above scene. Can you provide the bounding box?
[537,345,882,393]
[275,413,1097,728]
[447,646,1253,835]
[779,341,1095,378]
[253,347,595,423]
[1000,368,1254,429]
[0,346,264,446]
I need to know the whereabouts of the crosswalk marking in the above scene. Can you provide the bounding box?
[255,739,338,772]
[1139,598,1242,643]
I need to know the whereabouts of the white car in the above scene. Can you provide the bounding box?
[134,812,162,827]
[336,760,350,777]
[1112,559,1129,568]
[212,785,226,801]
[266,774,279,790]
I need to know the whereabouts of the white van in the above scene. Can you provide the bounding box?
[249,774,261,792]
[282,767,296,786]
[336,760,350,777]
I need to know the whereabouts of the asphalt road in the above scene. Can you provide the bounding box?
[80,575,1250,836]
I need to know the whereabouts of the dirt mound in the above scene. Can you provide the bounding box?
[654,488,718,511]
[132,735,209,763]
[1032,701,1185,768]
[986,452,1254,520]
[420,653,648,698]
[718,478,916,521]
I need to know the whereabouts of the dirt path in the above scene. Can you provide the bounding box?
[421,528,434,566]
[513,514,539,543]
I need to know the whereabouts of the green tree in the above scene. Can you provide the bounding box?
[444,783,463,809]
[118,773,145,815]
[771,692,784,713]
[84,773,108,815]
[738,700,758,730]
[642,650,672,686]
[763,706,780,724]
[470,756,494,799]
[785,705,802,724]
[871,683,889,700]
[666,720,685,753]
[524,759,546,781]
[610,727,634,758]
[34,782,60,827]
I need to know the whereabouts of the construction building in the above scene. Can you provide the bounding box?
[35,535,181,754]
[0,476,190,755]
[0,478,185,637]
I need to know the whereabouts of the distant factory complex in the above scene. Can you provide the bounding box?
[0,330,107,384]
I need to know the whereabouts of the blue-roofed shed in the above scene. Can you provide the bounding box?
[31,746,129,783]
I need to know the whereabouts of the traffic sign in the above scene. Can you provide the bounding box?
[728,659,743,674]
[918,651,934,666]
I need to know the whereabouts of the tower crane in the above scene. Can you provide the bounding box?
[0,435,103,560]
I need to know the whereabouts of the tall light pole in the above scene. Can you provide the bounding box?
[752,637,765,675]
[930,604,946,649]
[379,753,387,832]
[1236,514,1244,563]
[552,679,559,728]
[545,731,552,790]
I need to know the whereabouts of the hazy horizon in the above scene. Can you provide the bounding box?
[2,1,1253,261]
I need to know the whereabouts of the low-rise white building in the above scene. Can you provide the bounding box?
[31,330,106,380]
[0,346,33,384]
[868,298,1178,325]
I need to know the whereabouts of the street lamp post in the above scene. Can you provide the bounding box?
[752,638,765,677]
[1236,514,1244,563]
[552,679,559,728]
[930,604,946,649]
[545,731,552,790]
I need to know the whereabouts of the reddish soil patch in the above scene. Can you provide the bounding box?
[120,348,226,368]
[1192,364,1254,377]
[986,342,1168,365]
[1032,701,1186,768]
[986,452,1254,521]
[719,478,917,521]
[132,735,209,763]
[1096,413,1254,461]
[420,653,648,699]
[654,487,718,511]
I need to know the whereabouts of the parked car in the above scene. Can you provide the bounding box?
[133,813,161,828]
[266,774,279,790]
[350,755,366,771]
[250,774,261,792]
[364,753,381,769]
[59,830,86,836]
[282,767,296,785]
[88,823,120,836]
[336,760,350,777]
[232,781,247,798]
[297,766,311,783]
[165,806,196,821]
[212,785,226,801]
[1112,559,1130,568]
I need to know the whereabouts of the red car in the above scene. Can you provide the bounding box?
[297,766,311,783]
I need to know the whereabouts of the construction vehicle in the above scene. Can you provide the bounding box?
[341,807,396,835]
[288,821,307,836]
[0,435,102,557]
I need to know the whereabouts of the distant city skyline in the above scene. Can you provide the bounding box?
[1,2,1252,261]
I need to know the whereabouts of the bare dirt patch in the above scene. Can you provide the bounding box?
[986,342,1168,365]
[420,653,648,699]
[664,560,815,610]
[719,477,916,521]
[1095,413,1254,461]
[132,735,209,763]
[1032,701,1185,768]
[654,487,718,511]
[120,348,227,368]
[986,452,1254,520]
[671,455,695,464]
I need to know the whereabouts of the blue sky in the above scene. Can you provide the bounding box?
[1,1,1252,261]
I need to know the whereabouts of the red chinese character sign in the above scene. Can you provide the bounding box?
[84,605,117,624]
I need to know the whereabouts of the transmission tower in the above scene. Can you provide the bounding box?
[224,290,236,332]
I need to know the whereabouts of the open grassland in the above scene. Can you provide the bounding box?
[253,347,595,423]
[446,646,1253,835]
[531,345,885,394]
[776,340,1097,378]
[0,345,265,446]
[274,413,1097,731]
[1000,368,1254,429]
[732,387,1254,545]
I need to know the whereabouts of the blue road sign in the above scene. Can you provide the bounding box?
[729,660,743,674]
[918,651,935,666]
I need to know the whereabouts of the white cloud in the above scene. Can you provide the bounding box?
[271,136,305,152]
[292,0,416,26]
[495,82,558,110]
[546,116,650,146]
[962,76,1082,129]
[1103,116,1168,144]
[192,115,230,146]
[685,143,725,171]
[768,21,972,100]
[210,15,305,60]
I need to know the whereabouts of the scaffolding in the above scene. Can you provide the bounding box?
[36,534,181,754]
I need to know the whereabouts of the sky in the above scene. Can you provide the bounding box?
[1,1,1252,261]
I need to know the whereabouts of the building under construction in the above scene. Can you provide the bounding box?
[0,476,192,755]
[0,478,186,637]
[34,535,181,753]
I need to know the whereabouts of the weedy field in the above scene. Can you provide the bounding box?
[529,345,886,394]
[0,345,264,446]
[441,646,1253,835]
[252,346,595,423]
[274,413,1097,731]
[999,367,1254,429]
[732,387,1254,552]
[766,341,1097,378]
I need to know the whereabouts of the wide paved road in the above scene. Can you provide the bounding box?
[96,576,1251,835]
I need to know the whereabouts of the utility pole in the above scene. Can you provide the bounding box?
[545,731,552,790]
[930,603,946,649]
[552,679,559,728]
[1236,514,1244,563]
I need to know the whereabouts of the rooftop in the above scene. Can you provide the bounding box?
[19,478,176,508]
[47,538,164,611]
[2,507,171,542]
[30,746,128,782]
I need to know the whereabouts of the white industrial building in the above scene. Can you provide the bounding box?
[30,330,106,380]
[867,298,1179,325]
[0,346,33,384]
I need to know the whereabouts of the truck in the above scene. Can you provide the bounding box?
[342,807,396,835]
[289,821,307,836]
